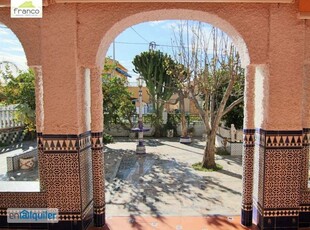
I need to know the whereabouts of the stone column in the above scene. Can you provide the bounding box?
[90,67,105,227]
[241,64,255,226]
[31,65,46,191]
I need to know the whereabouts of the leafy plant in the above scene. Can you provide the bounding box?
[103,133,114,144]
[0,67,36,135]
[133,50,176,137]
[192,162,223,172]
[102,60,136,131]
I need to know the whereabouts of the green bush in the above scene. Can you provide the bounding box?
[192,162,223,172]
[102,133,114,144]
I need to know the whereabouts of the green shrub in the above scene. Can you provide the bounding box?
[192,162,223,172]
[102,133,114,144]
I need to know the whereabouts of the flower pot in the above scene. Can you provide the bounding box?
[167,129,174,138]
[180,136,192,144]
[19,157,35,170]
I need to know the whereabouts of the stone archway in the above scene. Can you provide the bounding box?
[93,8,252,227]
[0,2,309,230]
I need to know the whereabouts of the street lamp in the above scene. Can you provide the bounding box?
[131,76,149,154]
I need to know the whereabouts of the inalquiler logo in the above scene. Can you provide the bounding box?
[7,208,58,223]
[11,0,42,18]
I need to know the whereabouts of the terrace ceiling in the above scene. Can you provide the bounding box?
[0,0,298,6]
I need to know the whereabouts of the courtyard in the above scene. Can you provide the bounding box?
[105,138,242,217]
[0,137,242,217]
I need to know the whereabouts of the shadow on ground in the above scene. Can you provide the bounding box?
[104,144,242,217]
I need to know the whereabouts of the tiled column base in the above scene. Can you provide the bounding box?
[254,206,299,230]
[94,207,105,227]
[299,210,310,228]
[91,132,105,227]
[252,129,304,230]
[241,129,255,227]
[241,209,252,226]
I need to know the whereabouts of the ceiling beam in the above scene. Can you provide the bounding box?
[0,0,294,6]
[299,0,310,12]
[55,0,294,2]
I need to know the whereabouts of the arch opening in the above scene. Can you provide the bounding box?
[96,9,251,219]
[96,9,250,70]
[0,22,39,191]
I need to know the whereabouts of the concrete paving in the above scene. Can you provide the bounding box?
[0,137,243,217]
[105,137,242,217]
[0,140,37,181]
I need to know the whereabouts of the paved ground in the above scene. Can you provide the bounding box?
[0,141,37,181]
[0,138,243,217]
[105,138,242,217]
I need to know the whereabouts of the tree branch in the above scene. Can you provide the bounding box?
[222,96,243,117]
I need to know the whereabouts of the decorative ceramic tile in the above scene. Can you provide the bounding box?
[91,132,103,150]
[243,129,255,147]
[263,209,299,217]
[80,147,93,211]
[300,205,310,212]
[242,143,254,209]
[264,149,302,209]
[0,192,47,208]
[258,129,303,149]
[92,149,105,210]
[42,132,91,153]
[45,153,81,212]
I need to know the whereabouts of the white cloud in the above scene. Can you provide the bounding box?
[0,51,28,70]
[1,38,21,46]
[161,21,180,31]
[148,21,166,27]
[2,46,25,52]
[0,29,9,35]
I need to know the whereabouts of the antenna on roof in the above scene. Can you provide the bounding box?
[149,41,157,51]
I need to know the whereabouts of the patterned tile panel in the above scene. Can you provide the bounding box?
[0,192,47,209]
[80,147,93,211]
[301,128,310,206]
[300,190,310,205]
[42,131,91,153]
[300,205,310,212]
[242,145,254,209]
[243,129,255,147]
[263,209,299,217]
[303,128,310,146]
[45,153,81,212]
[300,146,309,191]
[257,129,303,149]
[264,149,302,209]
[92,149,105,213]
[58,213,82,221]
[91,132,103,150]
[38,147,46,191]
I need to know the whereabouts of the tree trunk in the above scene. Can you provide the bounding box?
[154,102,163,137]
[202,130,217,169]
[179,93,187,137]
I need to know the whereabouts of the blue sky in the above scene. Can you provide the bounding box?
[0,20,214,81]
[0,23,28,72]
[106,20,191,82]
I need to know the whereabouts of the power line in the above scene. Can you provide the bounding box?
[115,41,190,49]
[115,41,149,46]
[130,27,149,43]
